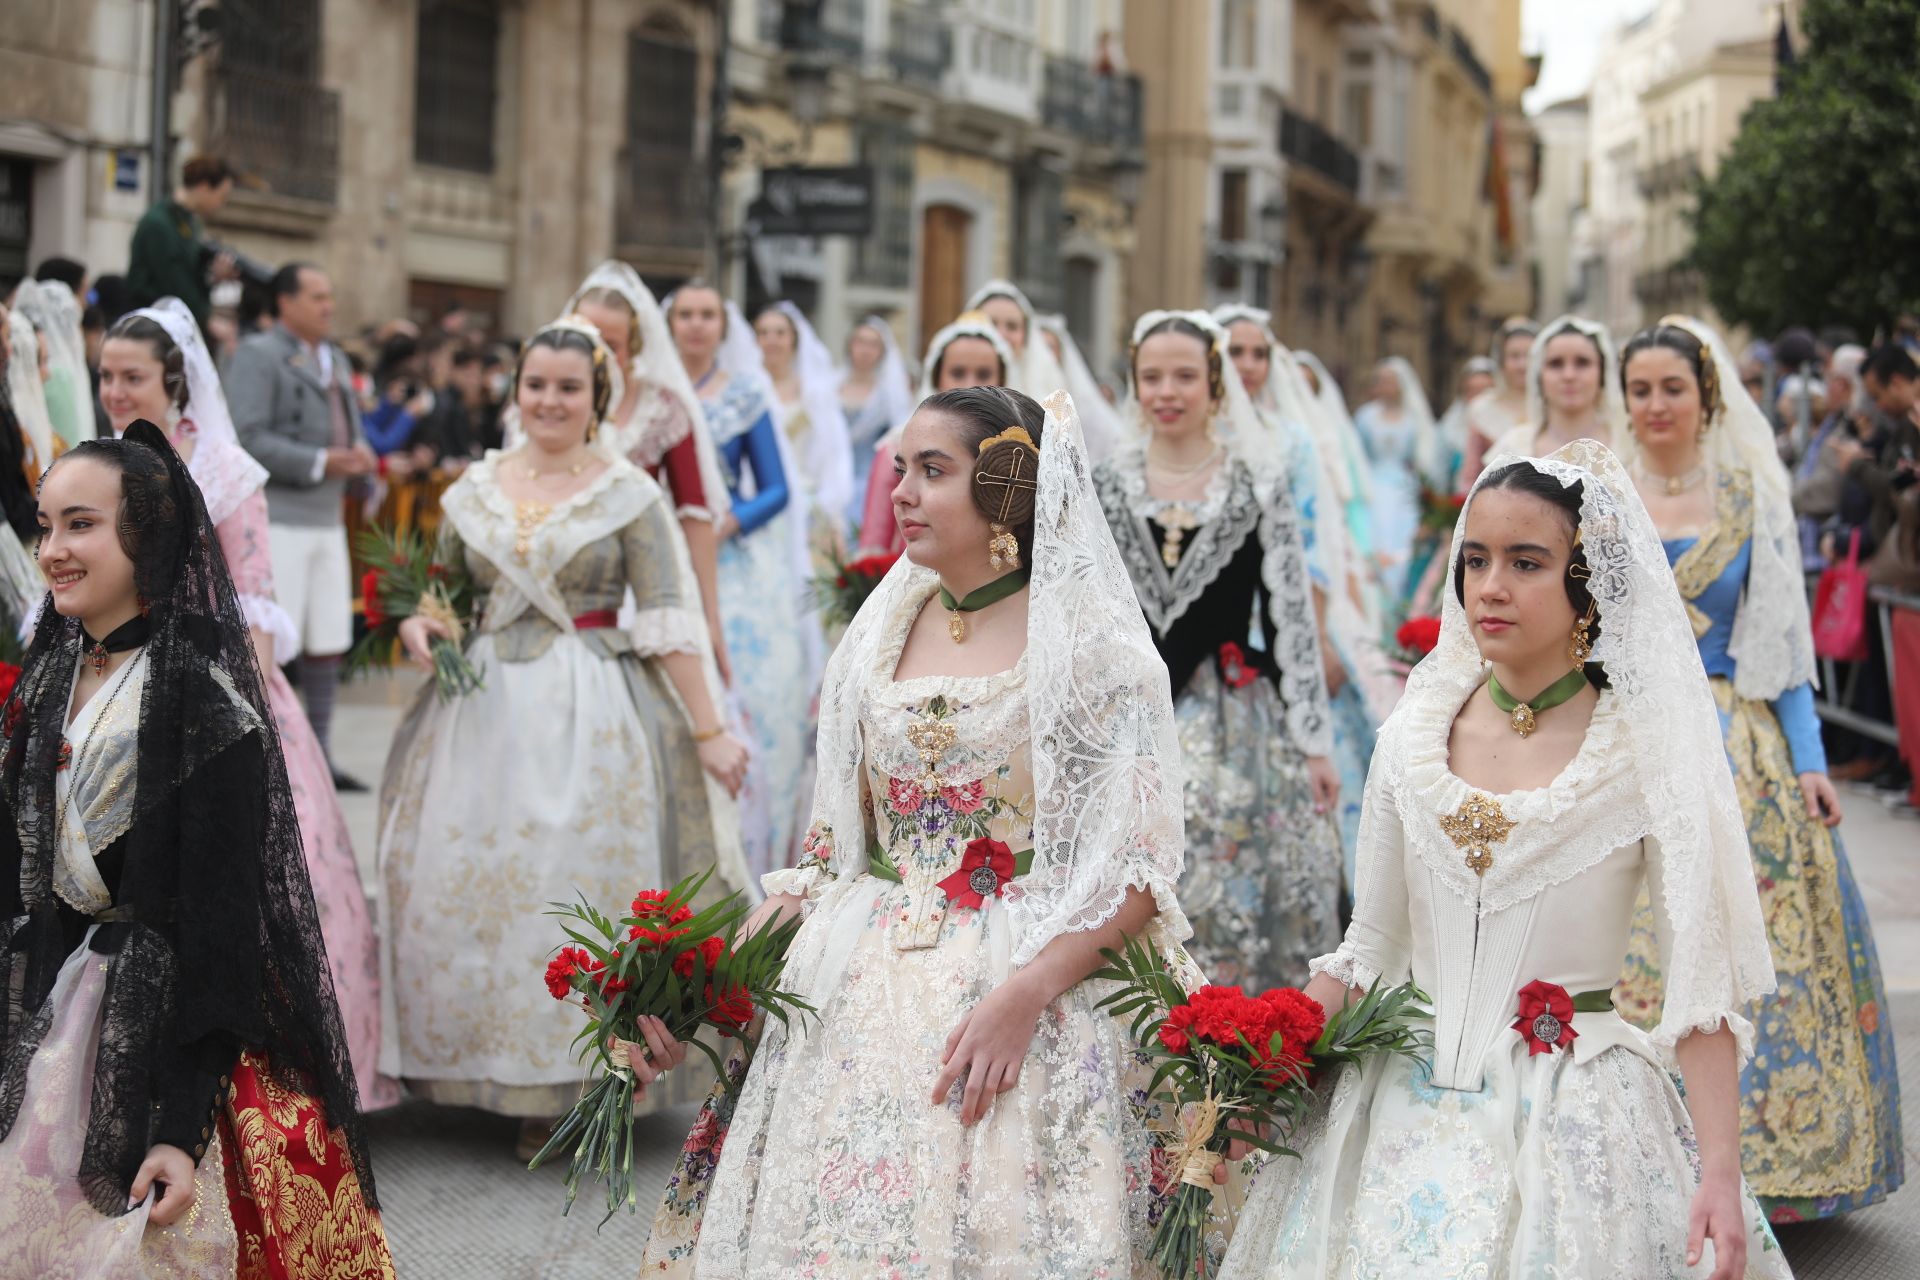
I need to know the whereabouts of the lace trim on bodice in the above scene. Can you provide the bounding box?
[863,581,1031,782]
[1385,673,1654,916]
[1097,452,1249,634]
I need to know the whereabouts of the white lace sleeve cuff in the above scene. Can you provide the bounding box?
[675,501,717,523]
[1648,1007,1759,1069]
[628,605,707,657]
[761,863,833,902]
[240,593,301,665]
[1307,945,1381,993]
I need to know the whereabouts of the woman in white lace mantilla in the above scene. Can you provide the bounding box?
[642,388,1196,1278]
[1220,441,1789,1279]
[376,321,748,1151]
[755,301,857,549]
[1489,313,1629,462]
[1098,310,1342,992]
[1459,317,1536,491]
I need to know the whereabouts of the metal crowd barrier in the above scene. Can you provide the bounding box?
[1812,585,1917,750]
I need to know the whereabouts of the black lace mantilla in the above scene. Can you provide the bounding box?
[0,422,376,1215]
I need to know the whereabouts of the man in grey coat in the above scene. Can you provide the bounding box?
[227,262,378,787]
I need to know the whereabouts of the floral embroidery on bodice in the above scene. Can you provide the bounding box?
[860,584,1033,951]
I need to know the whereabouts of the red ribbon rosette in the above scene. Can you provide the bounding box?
[1218,642,1260,689]
[1512,979,1579,1056]
[935,837,1016,911]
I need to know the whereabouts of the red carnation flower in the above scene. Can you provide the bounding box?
[630,889,693,924]
[673,934,727,979]
[707,983,755,1036]
[360,570,388,628]
[544,945,594,1000]
[1395,615,1442,657]
[1158,1003,1198,1055]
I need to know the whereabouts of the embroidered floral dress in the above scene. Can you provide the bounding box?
[1220,679,1791,1279]
[1616,469,1903,1222]
[643,580,1172,1278]
[377,454,732,1117]
[1095,452,1342,989]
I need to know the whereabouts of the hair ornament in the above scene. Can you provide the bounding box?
[977,424,1038,458]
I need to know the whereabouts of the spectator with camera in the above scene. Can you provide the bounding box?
[125,155,241,336]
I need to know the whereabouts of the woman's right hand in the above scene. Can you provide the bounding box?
[696,730,750,796]
[130,1143,196,1225]
[398,613,453,667]
[607,1016,688,1100]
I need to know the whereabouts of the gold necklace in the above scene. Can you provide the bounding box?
[1145,444,1222,481]
[513,500,552,563]
[1635,458,1708,495]
[520,457,591,481]
[1155,503,1199,570]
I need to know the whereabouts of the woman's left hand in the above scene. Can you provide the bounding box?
[1798,771,1843,827]
[1305,755,1340,816]
[1685,1167,1749,1280]
[932,975,1048,1127]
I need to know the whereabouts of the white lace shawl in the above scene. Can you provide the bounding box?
[773,301,858,524]
[800,392,1192,966]
[1037,313,1120,462]
[1524,314,1631,453]
[13,279,92,446]
[1637,315,1818,702]
[1356,441,1775,1061]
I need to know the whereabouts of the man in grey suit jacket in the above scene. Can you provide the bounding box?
[228,263,378,787]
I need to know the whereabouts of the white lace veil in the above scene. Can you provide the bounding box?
[4,297,57,472]
[1404,440,1775,1059]
[132,299,271,526]
[772,301,857,526]
[1294,350,1376,510]
[965,279,1072,407]
[1036,313,1120,461]
[1438,356,1496,456]
[915,314,1017,401]
[842,315,915,454]
[1631,315,1817,702]
[808,391,1191,966]
[13,280,92,447]
[1369,355,1442,485]
[562,262,730,519]
[1526,314,1629,451]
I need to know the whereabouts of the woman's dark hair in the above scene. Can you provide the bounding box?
[48,433,187,615]
[515,325,614,426]
[1619,322,1720,427]
[1130,316,1227,404]
[668,279,728,338]
[922,385,1046,566]
[102,315,189,411]
[1454,461,1609,689]
[931,331,1008,388]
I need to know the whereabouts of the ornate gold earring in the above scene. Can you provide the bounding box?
[988,524,1020,571]
[1567,554,1595,664]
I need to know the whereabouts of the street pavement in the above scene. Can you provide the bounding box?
[334,673,1917,1278]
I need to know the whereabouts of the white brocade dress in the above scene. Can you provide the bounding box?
[678,583,1167,1278]
[1220,683,1793,1279]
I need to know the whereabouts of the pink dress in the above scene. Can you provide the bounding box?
[217,487,396,1109]
[855,438,903,554]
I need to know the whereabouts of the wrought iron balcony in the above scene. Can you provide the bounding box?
[759,0,867,59]
[1448,24,1491,97]
[889,3,951,82]
[1041,57,1143,152]
[1280,106,1360,196]
[615,142,709,254]
[206,66,340,206]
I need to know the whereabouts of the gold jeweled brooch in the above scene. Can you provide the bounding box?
[1439,791,1515,876]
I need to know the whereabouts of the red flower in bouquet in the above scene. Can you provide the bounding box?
[1217,642,1260,689]
[0,661,20,707]
[1512,979,1578,1056]
[1157,1003,1198,1054]
[1395,615,1441,657]
[1250,987,1328,1084]
[847,552,901,580]
[545,945,594,1000]
[935,837,1017,911]
[706,983,755,1036]
[360,569,388,629]
[673,935,727,979]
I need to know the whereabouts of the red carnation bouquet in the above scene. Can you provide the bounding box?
[811,549,900,628]
[346,524,484,700]
[531,868,812,1222]
[1417,485,1467,534]
[1097,939,1428,1279]
[1391,614,1443,670]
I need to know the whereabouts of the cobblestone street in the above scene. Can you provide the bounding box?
[336,675,1918,1278]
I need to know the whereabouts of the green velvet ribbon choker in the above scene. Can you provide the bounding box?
[1487,667,1589,739]
[939,569,1030,643]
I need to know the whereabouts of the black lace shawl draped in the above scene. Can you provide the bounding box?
[0,421,375,1214]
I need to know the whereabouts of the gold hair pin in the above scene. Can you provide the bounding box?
[977,425,1037,457]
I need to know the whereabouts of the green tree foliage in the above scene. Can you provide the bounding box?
[1691,0,1920,335]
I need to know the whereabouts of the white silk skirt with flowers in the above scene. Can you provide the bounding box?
[1218,1037,1794,1279]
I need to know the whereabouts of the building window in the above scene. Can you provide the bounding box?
[223,0,321,78]
[1218,0,1256,71]
[415,0,500,173]
[854,119,915,288]
[1219,168,1249,243]
[206,0,340,205]
[1064,256,1099,360]
[1013,164,1065,314]
[617,22,707,255]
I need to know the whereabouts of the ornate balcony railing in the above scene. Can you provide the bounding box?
[1448,24,1491,97]
[889,3,951,81]
[1041,57,1142,151]
[615,142,709,254]
[207,65,340,206]
[1280,106,1360,196]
